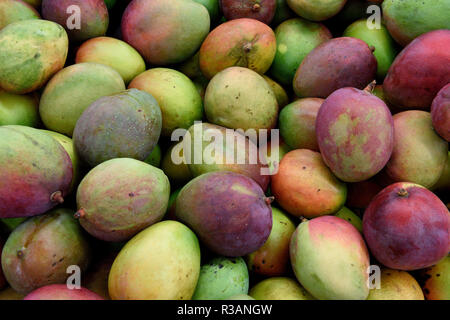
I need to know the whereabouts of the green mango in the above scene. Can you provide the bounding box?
[144,144,162,168]
[0,90,39,127]
[192,257,249,300]
[249,277,313,300]
[0,0,40,30]
[343,19,398,79]
[334,206,362,233]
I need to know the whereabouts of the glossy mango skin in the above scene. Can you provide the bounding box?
[1,209,91,294]
[249,277,314,300]
[293,37,377,99]
[363,183,450,271]
[183,122,270,191]
[316,87,394,182]
[0,20,68,94]
[220,0,277,24]
[73,89,162,167]
[385,111,448,189]
[0,126,73,218]
[121,0,210,65]
[199,18,276,79]
[246,207,296,276]
[76,158,170,242]
[286,0,347,21]
[0,89,40,127]
[367,269,424,300]
[175,171,273,257]
[431,84,450,142]
[271,149,347,218]
[290,216,370,300]
[192,256,249,300]
[382,0,450,46]
[383,30,450,109]
[108,221,201,300]
[24,284,104,300]
[39,63,125,137]
[420,256,450,300]
[0,0,40,30]
[42,0,108,42]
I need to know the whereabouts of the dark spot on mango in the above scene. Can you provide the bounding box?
[129,193,135,197]
[218,264,223,269]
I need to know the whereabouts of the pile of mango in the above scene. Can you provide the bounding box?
[0,0,449,301]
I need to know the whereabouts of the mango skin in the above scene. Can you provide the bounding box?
[272,0,295,26]
[290,216,370,300]
[0,20,68,94]
[334,206,362,233]
[220,0,276,24]
[279,98,323,151]
[0,0,40,30]
[383,30,450,109]
[204,67,278,133]
[193,0,220,22]
[0,287,25,300]
[108,221,201,300]
[73,89,162,167]
[293,37,377,99]
[24,284,104,300]
[367,269,424,300]
[385,111,448,189]
[1,208,91,294]
[263,75,289,109]
[199,18,276,79]
[0,126,73,218]
[271,149,347,218]
[22,0,40,8]
[76,158,170,242]
[343,19,397,79]
[42,0,108,42]
[175,171,273,257]
[76,37,146,84]
[382,0,450,46]
[431,84,450,142]
[122,0,210,65]
[431,152,450,192]
[192,257,249,300]
[249,277,314,300]
[39,63,125,137]
[246,207,296,276]
[270,18,331,86]
[287,0,347,21]
[316,87,394,182]
[420,256,449,300]
[129,68,203,137]
[0,89,39,127]
[161,142,193,185]
[144,144,161,168]
[183,122,270,191]
[228,294,254,300]
[363,183,450,271]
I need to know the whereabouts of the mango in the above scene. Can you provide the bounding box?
[343,19,398,79]
[24,284,104,300]
[290,216,370,300]
[39,63,125,136]
[0,20,68,94]
[199,18,276,79]
[42,0,108,42]
[383,30,450,109]
[431,152,450,192]
[193,0,220,22]
[334,207,362,233]
[76,158,170,242]
[272,0,295,26]
[382,0,450,46]
[316,86,394,182]
[279,98,323,151]
[271,149,347,218]
[228,294,254,300]
[0,218,26,233]
[220,0,277,24]
[183,122,270,190]
[246,207,296,276]
[263,75,289,109]
[0,238,5,289]
[0,287,24,300]
[363,182,449,271]
[73,89,162,167]
[286,0,347,21]
[258,138,291,175]
[293,37,377,99]
[420,256,449,300]
[108,220,201,300]
[144,144,161,168]
[0,0,39,30]
[367,269,424,300]
[21,0,40,8]
[82,254,115,299]
[205,67,278,133]
[431,83,450,142]
[161,142,193,185]
[192,257,249,300]
[249,277,314,300]
[175,171,273,257]
[385,111,448,189]
[0,126,72,218]
[0,90,39,127]
[270,18,331,86]
[129,68,203,137]
[76,37,146,84]
[121,0,210,65]
[1,208,91,294]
